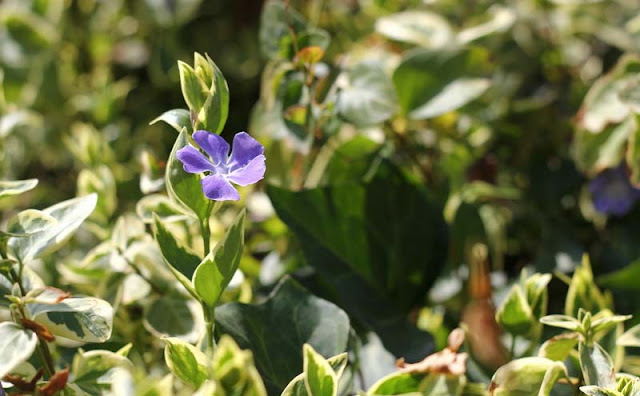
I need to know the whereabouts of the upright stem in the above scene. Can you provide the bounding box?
[37,339,56,377]
[203,305,217,355]
[201,217,211,255]
[10,267,57,379]
[200,201,216,354]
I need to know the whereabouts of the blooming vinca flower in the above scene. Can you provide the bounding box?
[589,165,640,216]
[176,130,266,201]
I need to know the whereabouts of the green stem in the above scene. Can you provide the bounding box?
[510,334,517,359]
[203,305,217,355]
[201,218,211,255]
[37,339,56,378]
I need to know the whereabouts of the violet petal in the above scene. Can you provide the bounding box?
[201,174,240,201]
[176,146,216,174]
[228,132,264,170]
[193,130,229,166]
[227,154,266,186]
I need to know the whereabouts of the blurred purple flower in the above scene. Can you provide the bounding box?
[589,166,640,216]
[176,130,266,201]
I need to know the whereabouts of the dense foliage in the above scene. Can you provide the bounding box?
[2,0,640,395]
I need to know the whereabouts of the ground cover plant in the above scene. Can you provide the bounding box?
[1,0,640,395]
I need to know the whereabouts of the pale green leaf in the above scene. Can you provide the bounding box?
[193,209,245,307]
[164,337,209,388]
[27,297,113,343]
[8,194,97,261]
[303,344,337,396]
[0,179,38,199]
[0,322,37,379]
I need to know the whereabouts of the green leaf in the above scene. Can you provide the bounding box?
[572,116,636,176]
[495,285,534,336]
[213,335,268,396]
[72,349,134,394]
[375,11,453,48]
[490,357,568,396]
[136,194,188,224]
[150,109,192,133]
[3,209,56,237]
[591,313,631,336]
[8,194,97,261]
[179,61,208,116]
[392,47,490,119]
[165,130,210,220]
[580,386,624,396]
[618,323,640,347]
[153,214,201,281]
[259,1,307,59]
[337,62,398,126]
[268,163,446,360]
[540,315,582,332]
[367,371,425,395]
[457,6,516,44]
[565,256,609,318]
[579,342,616,387]
[144,296,200,343]
[303,344,337,396]
[578,55,640,133]
[215,277,350,395]
[0,179,38,199]
[0,322,37,378]
[193,53,230,134]
[77,166,117,223]
[619,77,640,113]
[538,333,580,361]
[409,77,490,120]
[164,337,209,388]
[421,374,467,396]
[193,209,245,307]
[27,297,113,343]
[281,353,349,396]
[2,10,57,54]
[627,125,640,186]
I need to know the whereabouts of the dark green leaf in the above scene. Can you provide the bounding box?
[215,277,350,395]
[153,214,201,281]
[144,296,199,343]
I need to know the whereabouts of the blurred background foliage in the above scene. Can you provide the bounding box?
[2,0,640,391]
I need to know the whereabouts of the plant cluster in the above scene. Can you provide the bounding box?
[1,0,640,395]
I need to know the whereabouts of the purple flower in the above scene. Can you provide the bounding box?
[176,131,266,201]
[589,166,640,216]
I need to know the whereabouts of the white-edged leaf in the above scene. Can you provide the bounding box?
[337,62,398,126]
[375,11,453,48]
[8,194,97,261]
[408,77,490,120]
[4,209,57,237]
[0,322,38,378]
[27,297,113,343]
[193,209,245,307]
[303,344,337,396]
[0,179,38,198]
[164,337,209,388]
[150,108,191,133]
